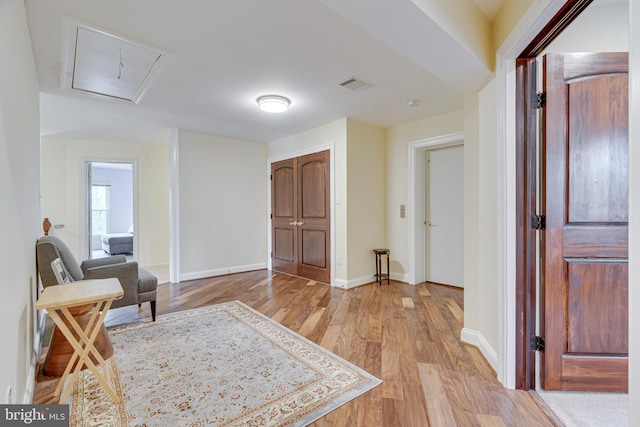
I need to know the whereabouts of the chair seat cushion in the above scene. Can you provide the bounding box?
[138,268,158,293]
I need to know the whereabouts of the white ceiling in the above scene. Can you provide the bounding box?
[473,0,504,21]
[26,0,498,144]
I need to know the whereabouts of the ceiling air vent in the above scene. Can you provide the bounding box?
[339,77,373,92]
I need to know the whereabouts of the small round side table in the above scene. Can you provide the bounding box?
[373,248,390,285]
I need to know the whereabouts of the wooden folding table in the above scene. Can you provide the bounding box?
[36,278,123,403]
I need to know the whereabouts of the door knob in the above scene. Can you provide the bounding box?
[289,222,296,226]
[297,222,304,226]
[425,221,435,227]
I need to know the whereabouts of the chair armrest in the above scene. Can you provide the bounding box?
[83,261,139,299]
[81,255,127,275]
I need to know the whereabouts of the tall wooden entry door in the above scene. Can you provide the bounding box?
[542,52,628,391]
[271,150,330,284]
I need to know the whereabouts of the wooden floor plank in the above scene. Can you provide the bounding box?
[33,271,557,426]
[419,363,457,427]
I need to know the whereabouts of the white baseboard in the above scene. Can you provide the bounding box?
[391,272,409,284]
[333,275,375,289]
[180,263,267,282]
[461,327,498,371]
[141,262,169,269]
[180,266,406,289]
[333,272,409,289]
[25,310,47,404]
[24,359,36,404]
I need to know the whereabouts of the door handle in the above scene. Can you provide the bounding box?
[425,221,436,227]
[297,222,304,226]
[289,222,296,226]
[289,221,304,226]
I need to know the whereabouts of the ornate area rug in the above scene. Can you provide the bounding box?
[71,301,381,426]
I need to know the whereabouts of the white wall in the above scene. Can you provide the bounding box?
[40,137,169,267]
[0,0,41,404]
[412,0,492,69]
[178,130,268,280]
[543,2,628,54]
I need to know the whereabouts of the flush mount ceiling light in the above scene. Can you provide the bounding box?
[257,95,290,113]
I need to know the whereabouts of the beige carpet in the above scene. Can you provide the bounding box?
[537,389,628,427]
[71,301,381,426]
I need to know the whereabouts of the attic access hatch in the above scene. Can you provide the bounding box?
[61,20,167,103]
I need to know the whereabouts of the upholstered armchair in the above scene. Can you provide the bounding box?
[36,235,157,321]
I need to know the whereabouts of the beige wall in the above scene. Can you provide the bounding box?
[346,119,386,282]
[383,94,499,364]
[178,130,268,279]
[268,118,386,286]
[385,110,465,281]
[463,78,499,357]
[40,137,170,267]
[0,0,41,404]
[463,89,481,342]
[269,119,348,283]
[492,0,534,52]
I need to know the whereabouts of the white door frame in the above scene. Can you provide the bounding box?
[169,130,180,284]
[408,132,464,285]
[80,159,138,261]
[630,2,640,425]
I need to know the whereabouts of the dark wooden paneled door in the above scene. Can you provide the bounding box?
[271,150,330,283]
[542,52,628,392]
[272,158,297,276]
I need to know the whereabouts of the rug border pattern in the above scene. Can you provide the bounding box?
[105,300,382,426]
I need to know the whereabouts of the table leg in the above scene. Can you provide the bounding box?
[386,252,390,284]
[49,300,120,403]
[54,304,108,390]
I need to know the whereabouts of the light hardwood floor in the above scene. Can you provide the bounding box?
[34,270,557,426]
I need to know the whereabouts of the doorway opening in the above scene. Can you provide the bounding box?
[409,132,464,285]
[270,150,331,284]
[85,161,136,261]
[514,0,629,424]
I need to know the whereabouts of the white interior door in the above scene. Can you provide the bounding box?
[425,145,464,287]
